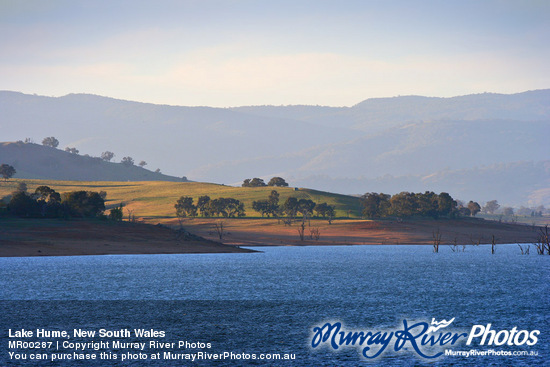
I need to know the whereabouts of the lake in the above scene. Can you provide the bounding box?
[1,245,548,366]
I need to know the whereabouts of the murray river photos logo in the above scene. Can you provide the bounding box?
[310,318,540,359]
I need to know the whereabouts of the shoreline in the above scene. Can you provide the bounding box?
[0,218,255,257]
[1,217,544,258]
[170,217,543,248]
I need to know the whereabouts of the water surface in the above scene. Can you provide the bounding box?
[1,245,548,366]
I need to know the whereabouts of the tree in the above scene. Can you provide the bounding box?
[360,191,460,219]
[437,192,457,217]
[8,189,104,218]
[65,147,79,154]
[268,190,279,205]
[268,190,280,216]
[314,202,335,223]
[138,161,147,168]
[517,206,532,216]
[484,200,500,214]
[42,137,59,148]
[458,207,471,217]
[34,186,61,203]
[283,197,299,219]
[361,192,391,218]
[415,191,439,218]
[326,205,335,223]
[101,151,115,162]
[197,195,212,217]
[34,186,62,217]
[467,201,481,217]
[314,203,329,218]
[109,204,124,221]
[155,168,161,173]
[208,198,223,217]
[243,178,266,187]
[250,178,266,187]
[390,192,417,217]
[0,164,16,180]
[220,198,245,217]
[121,156,134,166]
[175,196,197,218]
[252,200,271,217]
[62,191,105,218]
[297,198,316,217]
[208,198,245,217]
[268,177,289,187]
[253,190,280,217]
[8,192,39,217]
[503,207,514,216]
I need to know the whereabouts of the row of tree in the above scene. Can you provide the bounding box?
[242,177,289,187]
[99,151,146,169]
[252,191,335,221]
[6,185,106,218]
[19,137,159,172]
[361,191,479,219]
[175,191,336,222]
[479,200,546,217]
[175,196,245,218]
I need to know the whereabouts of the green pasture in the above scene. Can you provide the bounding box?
[0,179,363,220]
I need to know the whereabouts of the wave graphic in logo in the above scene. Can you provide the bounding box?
[427,318,455,333]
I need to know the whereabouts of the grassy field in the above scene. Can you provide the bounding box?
[0,179,363,222]
[2,179,545,251]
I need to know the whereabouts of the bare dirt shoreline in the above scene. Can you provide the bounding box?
[0,217,543,257]
[0,219,255,257]
[170,217,543,248]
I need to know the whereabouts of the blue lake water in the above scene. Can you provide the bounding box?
[1,245,548,366]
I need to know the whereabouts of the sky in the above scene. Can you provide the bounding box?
[1,0,549,107]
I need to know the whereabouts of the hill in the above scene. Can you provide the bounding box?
[1,90,548,206]
[1,179,543,255]
[296,161,550,207]
[0,91,356,183]
[0,179,363,220]
[0,141,182,182]
[234,90,550,132]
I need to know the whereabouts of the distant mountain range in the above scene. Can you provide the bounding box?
[1,90,548,206]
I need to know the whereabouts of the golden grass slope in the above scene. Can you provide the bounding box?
[0,179,363,221]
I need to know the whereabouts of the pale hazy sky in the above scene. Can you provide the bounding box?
[1,0,549,107]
